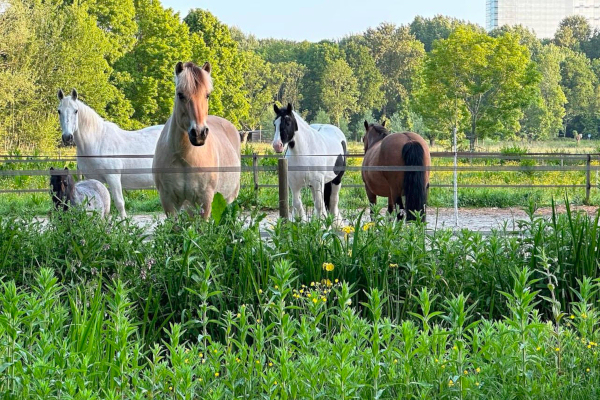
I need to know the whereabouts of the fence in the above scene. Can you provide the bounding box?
[1,152,599,221]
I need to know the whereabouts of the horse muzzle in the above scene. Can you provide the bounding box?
[273,141,284,153]
[62,134,74,146]
[188,127,209,147]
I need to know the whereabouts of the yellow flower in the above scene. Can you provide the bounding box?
[184,359,189,364]
[274,381,278,385]
[448,379,454,387]
[199,352,204,358]
[362,222,375,231]
[464,370,468,375]
[214,372,219,377]
[536,346,541,351]
[475,382,480,387]
[322,263,335,272]
[476,367,481,373]
[256,360,260,364]
[236,358,240,363]
[300,289,304,294]
[185,349,190,354]
[435,358,439,363]
[310,282,315,286]
[312,298,318,304]
[257,319,262,323]
[198,378,202,382]
[213,349,218,354]
[570,315,575,319]
[269,362,273,367]
[453,345,458,351]
[259,289,263,294]
[169,386,173,391]
[588,345,592,349]
[389,263,398,269]
[587,368,591,372]
[394,359,398,364]
[335,279,339,283]
[582,313,588,319]
[326,279,332,287]
[274,285,279,289]
[441,364,446,369]
[342,226,355,234]
[237,313,241,318]
[555,347,560,352]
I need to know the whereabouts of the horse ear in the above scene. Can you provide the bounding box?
[58,89,64,100]
[71,89,78,101]
[175,61,184,76]
[64,167,69,171]
[202,62,212,75]
[364,120,369,131]
[381,120,386,128]
[50,167,54,171]
[286,103,293,114]
[274,104,280,114]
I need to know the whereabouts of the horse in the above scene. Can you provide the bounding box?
[57,89,163,218]
[272,103,347,222]
[153,61,241,219]
[361,121,430,222]
[50,167,111,217]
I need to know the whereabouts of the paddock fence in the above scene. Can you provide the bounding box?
[1,151,599,220]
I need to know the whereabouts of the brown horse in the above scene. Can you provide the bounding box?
[153,61,241,219]
[361,121,431,222]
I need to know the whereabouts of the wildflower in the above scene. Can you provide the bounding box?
[434,358,439,363]
[441,364,446,369]
[214,372,219,377]
[582,313,588,319]
[345,299,352,306]
[257,319,262,323]
[312,298,318,304]
[475,382,480,387]
[464,370,468,375]
[236,358,240,363]
[237,313,241,318]
[269,362,273,367]
[199,353,204,358]
[453,345,458,351]
[311,282,315,286]
[169,386,173,391]
[536,346,541,351]
[274,381,278,385]
[325,279,332,287]
[259,289,263,294]
[300,289,304,294]
[202,359,206,364]
[256,360,260,364]
[198,378,202,382]
[185,349,190,354]
[274,285,279,289]
[213,349,218,354]
[570,315,575,319]
[587,368,591,372]
[555,347,560,352]
[389,263,398,269]
[322,263,335,272]
[342,226,355,234]
[363,222,375,231]
[448,379,454,387]
[184,359,189,364]
[347,249,352,257]
[322,297,327,302]
[394,359,398,364]
[335,279,339,283]
[476,367,481,373]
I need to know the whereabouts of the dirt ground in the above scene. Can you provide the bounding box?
[127,205,600,235]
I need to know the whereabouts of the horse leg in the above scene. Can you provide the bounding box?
[328,182,342,223]
[365,186,377,221]
[390,186,404,221]
[105,175,127,218]
[201,190,215,220]
[311,178,326,220]
[290,185,305,221]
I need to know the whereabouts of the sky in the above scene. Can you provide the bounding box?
[162,0,486,42]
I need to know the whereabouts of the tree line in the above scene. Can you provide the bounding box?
[1,0,600,152]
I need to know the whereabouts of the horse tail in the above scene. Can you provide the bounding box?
[324,139,347,212]
[402,140,427,222]
[324,181,332,211]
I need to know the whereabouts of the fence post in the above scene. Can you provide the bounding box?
[278,158,289,219]
[252,152,258,191]
[586,154,592,205]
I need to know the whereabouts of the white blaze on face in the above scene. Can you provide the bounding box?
[58,98,79,140]
[272,117,284,153]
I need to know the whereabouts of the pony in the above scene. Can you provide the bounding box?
[361,121,430,222]
[272,103,347,221]
[50,167,111,217]
[153,61,241,219]
[57,88,163,218]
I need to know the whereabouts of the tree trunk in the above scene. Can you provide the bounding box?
[429,137,435,147]
[470,122,476,152]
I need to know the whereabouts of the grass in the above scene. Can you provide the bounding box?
[1,199,600,398]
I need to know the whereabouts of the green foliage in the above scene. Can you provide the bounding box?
[555,15,592,52]
[311,109,331,124]
[320,58,359,125]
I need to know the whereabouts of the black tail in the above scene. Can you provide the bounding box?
[402,141,427,222]
[324,182,332,211]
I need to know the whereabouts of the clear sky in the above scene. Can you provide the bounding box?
[162,0,486,42]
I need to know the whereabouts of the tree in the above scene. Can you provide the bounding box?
[520,45,566,140]
[417,27,540,151]
[489,24,542,58]
[409,15,456,52]
[364,24,425,116]
[341,41,384,117]
[320,59,359,125]
[554,15,591,51]
[115,0,192,126]
[559,48,598,136]
[311,109,331,124]
[241,51,281,130]
[184,9,249,127]
[274,61,305,110]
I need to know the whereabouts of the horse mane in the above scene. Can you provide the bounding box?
[176,62,213,95]
[371,124,389,137]
[70,97,104,134]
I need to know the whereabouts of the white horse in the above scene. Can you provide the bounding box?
[272,103,347,221]
[57,89,163,217]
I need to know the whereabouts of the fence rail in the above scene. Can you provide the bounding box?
[1,152,599,217]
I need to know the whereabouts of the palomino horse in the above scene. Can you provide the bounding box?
[153,61,241,219]
[50,167,111,218]
[362,121,430,222]
[57,89,163,217]
[272,103,347,221]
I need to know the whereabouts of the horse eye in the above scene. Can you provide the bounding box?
[177,93,185,101]
[57,110,61,114]
[206,94,210,99]
[74,110,78,114]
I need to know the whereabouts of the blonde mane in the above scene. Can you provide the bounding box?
[176,62,213,95]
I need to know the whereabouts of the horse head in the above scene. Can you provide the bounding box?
[57,89,80,146]
[272,103,298,153]
[174,61,213,146]
[363,120,388,152]
[50,167,74,211]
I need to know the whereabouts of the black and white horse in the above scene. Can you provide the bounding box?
[272,103,347,222]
